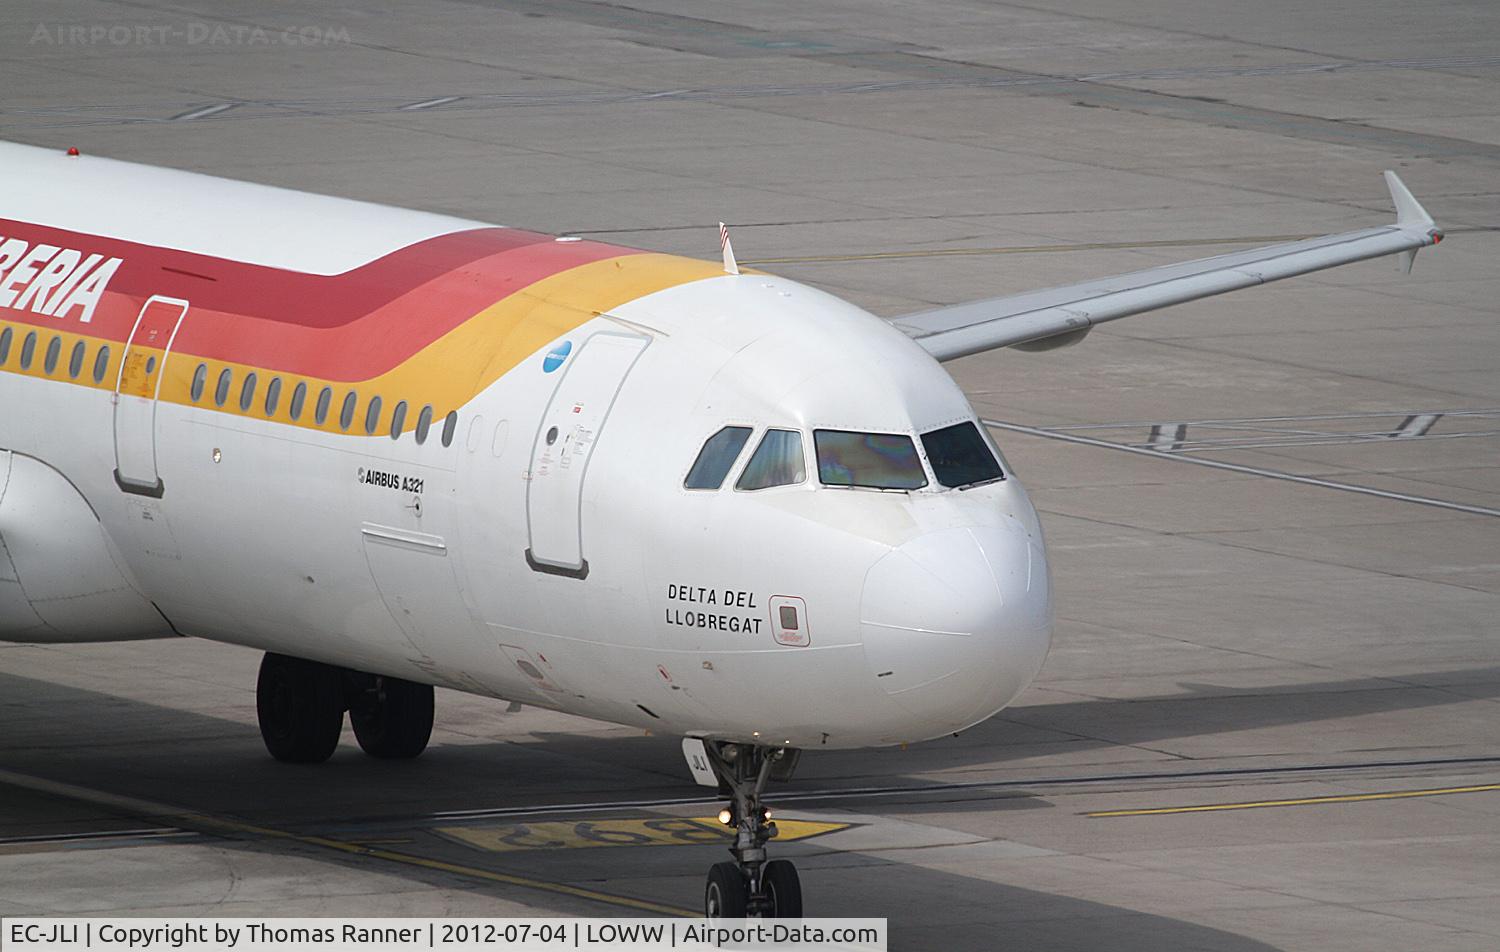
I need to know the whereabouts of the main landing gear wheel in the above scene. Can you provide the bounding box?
[256,652,344,763]
[255,654,438,763]
[702,742,804,918]
[350,675,434,759]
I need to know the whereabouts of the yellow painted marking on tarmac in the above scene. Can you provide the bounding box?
[0,839,177,856]
[1087,783,1500,817]
[306,839,697,917]
[0,768,695,918]
[185,815,700,918]
[742,234,1316,266]
[175,815,696,917]
[437,816,851,854]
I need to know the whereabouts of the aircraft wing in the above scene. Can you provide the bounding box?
[892,172,1443,362]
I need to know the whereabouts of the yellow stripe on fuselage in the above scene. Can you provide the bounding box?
[0,253,724,435]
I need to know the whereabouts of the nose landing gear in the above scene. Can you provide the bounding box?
[702,742,802,918]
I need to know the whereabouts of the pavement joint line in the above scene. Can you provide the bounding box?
[0,827,190,846]
[745,233,1315,265]
[1049,408,1500,428]
[361,755,1500,826]
[13,55,1500,127]
[983,419,1500,518]
[1086,782,1500,817]
[0,767,695,918]
[744,225,1494,266]
[1128,431,1500,453]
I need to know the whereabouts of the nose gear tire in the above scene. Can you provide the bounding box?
[762,860,803,917]
[705,862,749,918]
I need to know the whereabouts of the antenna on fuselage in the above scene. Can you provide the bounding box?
[719,221,740,275]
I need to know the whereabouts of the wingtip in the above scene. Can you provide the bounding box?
[1383,170,1437,233]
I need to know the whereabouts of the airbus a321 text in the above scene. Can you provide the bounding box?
[0,141,1442,916]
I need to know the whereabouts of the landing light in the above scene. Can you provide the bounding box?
[717,808,734,826]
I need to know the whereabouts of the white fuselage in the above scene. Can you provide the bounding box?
[0,142,1052,750]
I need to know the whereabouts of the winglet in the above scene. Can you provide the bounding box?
[1384,170,1435,231]
[719,221,740,275]
[1383,172,1441,273]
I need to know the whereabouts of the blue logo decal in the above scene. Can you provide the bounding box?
[542,340,572,373]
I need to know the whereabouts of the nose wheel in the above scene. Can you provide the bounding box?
[701,742,803,918]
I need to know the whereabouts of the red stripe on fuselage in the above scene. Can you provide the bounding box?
[0,218,644,380]
[0,219,539,326]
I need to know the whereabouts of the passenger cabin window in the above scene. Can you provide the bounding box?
[685,426,752,490]
[289,382,307,421]
[68,341,85,379]
[415,405,434,444]
[19,331,36,370]
[0,327,11,364]
[92,346,109,383]
[921,421,1004,488]
[43,337,61,375]
[389,401,407,440]
[191,364,208,402]
[264,377,282,417]
[239,372,258,412]
[364,395,382,435]
[314,387,333,425]
[815,430,927,490]
[339,391,357,430]
[440,410,458,448]
[736,429,806,491]
[215,368,232,406]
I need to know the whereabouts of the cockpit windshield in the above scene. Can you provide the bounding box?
[736,428,806,490]
[685,426,752,490]
[814,430,928,490]
[921,421,1004,488]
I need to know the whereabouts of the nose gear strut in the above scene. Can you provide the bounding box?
[703,742,802,918]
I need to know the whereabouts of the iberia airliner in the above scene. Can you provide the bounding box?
[0,141,1441,916]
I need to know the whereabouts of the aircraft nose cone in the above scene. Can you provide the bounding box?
[860,522,1052,731]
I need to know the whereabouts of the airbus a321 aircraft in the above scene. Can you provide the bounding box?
[0,140,1441,916]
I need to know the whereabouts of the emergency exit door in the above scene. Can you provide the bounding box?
[525,332,649,577]
[113,295,189,497]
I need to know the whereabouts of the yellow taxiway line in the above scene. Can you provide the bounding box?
[231,821,697,917]
[1087,783,1500,818]
[0,767,695,917]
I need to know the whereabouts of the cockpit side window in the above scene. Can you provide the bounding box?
[921,421,1005,488]
[736,428,806,491]
[685,426,753,490]
[814,430,927,490]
